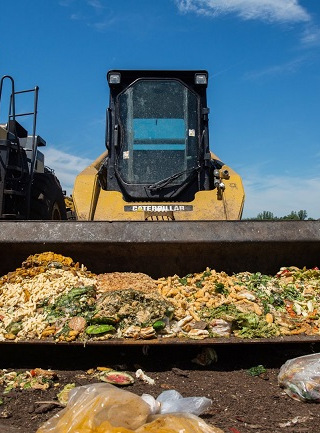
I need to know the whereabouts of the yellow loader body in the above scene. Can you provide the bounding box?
[73,150,244,221]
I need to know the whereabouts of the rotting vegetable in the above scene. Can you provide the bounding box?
[1,254,320,342]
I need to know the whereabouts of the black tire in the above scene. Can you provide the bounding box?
[30,172,67,220]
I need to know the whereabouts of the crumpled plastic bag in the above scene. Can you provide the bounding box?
[141,389,212,416]
[278,353,320,402]
[36,383,223,433]
[36,382,151,432]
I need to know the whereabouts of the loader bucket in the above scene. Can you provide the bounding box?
[1,220,320,347]
[1,220,319,277]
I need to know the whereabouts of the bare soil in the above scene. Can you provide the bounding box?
[1,342,320,433]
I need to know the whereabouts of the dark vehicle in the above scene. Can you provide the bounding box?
[0,75,67,220]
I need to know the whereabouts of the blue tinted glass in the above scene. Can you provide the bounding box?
[118,79,198,184]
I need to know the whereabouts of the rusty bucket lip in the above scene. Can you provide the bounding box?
[1,335,320,346]
[0,220,320,277]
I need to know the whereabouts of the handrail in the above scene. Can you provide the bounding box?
[0,75,16,126]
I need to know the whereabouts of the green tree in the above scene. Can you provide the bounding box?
[243,209,313,220]
[281,210,308,220]
[255,211,275,220]
[298,210,308,220]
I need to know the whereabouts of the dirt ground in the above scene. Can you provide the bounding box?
[1,342,320,433]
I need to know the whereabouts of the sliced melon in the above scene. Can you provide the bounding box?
[99,371,134,385]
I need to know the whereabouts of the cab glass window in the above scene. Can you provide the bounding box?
[117,79,199,184]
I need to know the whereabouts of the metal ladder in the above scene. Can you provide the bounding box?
[0,76,39,219]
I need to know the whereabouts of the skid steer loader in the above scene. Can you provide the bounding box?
[72,70,245,221]
[0,75,67,220]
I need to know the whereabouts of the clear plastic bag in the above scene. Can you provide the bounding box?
[36,383,222,433]
[141,389,212,416]
[278,353,320,402]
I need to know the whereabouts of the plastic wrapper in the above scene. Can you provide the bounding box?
[278,353,320,402]
[141,389,212,416]
[36,383,223,433]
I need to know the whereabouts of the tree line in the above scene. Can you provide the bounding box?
[244,210,318,220]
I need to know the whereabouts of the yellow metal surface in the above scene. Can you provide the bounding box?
[73,151,245,221]
[0,125,7,140]
[73,151,107,220]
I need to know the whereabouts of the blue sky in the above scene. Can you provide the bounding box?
[1,0,320,218]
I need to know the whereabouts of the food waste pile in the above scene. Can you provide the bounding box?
[0,252,320,342]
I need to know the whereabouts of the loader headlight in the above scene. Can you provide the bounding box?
[108,72,121,84]
[195,72,208,85]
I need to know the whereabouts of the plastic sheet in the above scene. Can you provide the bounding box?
[141,389,212,416]
[36,383,223,433]
[278,353,320,402]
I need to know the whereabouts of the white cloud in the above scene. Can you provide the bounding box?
[300,24,320,47]
[242,173,320,219]
[90,16,117,31]
[43,148,93,195]
[244,55,308,80]
[70,12,84,20]
[87,0,105,10]
[61,0,111,28]
[175,0,310,23]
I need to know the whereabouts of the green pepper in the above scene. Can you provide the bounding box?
[85,324,115,335]
[152,320,166,331]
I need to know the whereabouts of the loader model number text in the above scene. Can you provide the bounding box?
[124,205,193,212]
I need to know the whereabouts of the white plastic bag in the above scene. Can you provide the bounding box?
[278,353,320,402]
[141,389,212,415]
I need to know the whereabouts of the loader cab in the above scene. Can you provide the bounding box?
[101,70,215,202]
